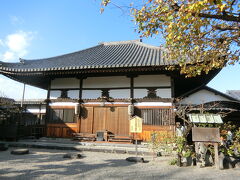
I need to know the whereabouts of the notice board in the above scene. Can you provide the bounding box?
[192,127,220,142]
[130,116,143,133]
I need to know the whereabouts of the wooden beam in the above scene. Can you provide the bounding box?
[130,76,134,99]
[45,79,51,135]
[78,78,84,102]
[171,77,175,98]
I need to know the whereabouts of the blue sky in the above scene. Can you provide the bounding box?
[0,0,239,100]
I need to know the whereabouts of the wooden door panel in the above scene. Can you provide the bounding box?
[93,107,105,133]
[105,107,118,134]
[80,106,130,136]
[80,107,94,133]
[117,107,129,136]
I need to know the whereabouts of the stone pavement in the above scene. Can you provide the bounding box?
[0,137,154,155]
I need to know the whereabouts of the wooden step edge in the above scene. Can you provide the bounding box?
[108,139,132,142]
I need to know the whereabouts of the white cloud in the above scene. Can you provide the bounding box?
[3,51,15,60]
[10,16,24,25]
[0,39,3,46]
[6,32,29,52]
[0,31,34,62]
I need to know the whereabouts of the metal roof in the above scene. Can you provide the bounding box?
[0,40,175,73]
[226,90,240,101]
[188,114,223,124]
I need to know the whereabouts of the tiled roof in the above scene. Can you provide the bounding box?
[14,99,46,105]
[0,40,174,73]
[180,86,239,102]
[226,90,240,100]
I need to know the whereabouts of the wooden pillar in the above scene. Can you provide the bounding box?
[171,76,175,98]
[21,83,26,108]
[39,103,42,124]
[77,77,84,133]
[130,76,134,99]
[127,74,137,100]
[214,142,219,169]
[45,79,51,136]
[79,78,84,102]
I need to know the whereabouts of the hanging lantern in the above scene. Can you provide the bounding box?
[128,104,134,116]
[75,103,81,115]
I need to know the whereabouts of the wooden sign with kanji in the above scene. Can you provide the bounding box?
[130,116,143,133]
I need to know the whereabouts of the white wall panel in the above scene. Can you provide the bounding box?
[50,102,78,107]
[51,78,79,89]
[82,90,101,99]
[83,76,130,88]
[109,89,130,99]
[156,88,171,98]
[134,102,172,106]
[50,90,61,99]
[134,75,170,87]
[181,89,230,105]
[134,89,148,98]
[26,108,46,113]
[68,90,79,99]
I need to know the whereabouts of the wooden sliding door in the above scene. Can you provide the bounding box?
[93,107,105,133]
[105,107,119,134]
[79,106,129,136]
[117,107,129,135]
[80,107,93,133]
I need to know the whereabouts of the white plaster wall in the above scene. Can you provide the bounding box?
[109,89,130,99]
[134,102,172,107]
[68,90,79,99]
[134,89,148,98]
[157,88,171,98]
[83,76,130,88]
[181,89,230,105]
[51,78,79,89]
[24,105,46,113]
[50,90,61,99]
[82,90,101,99]
[50,102,78,107]
[134,75,170,87]
[26,108,46,113]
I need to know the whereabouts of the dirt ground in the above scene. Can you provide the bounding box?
[0,148,239,180]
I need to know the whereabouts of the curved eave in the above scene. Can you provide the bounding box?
[0,63,171,74]
[0,65,170,90]
[0,65,221,95]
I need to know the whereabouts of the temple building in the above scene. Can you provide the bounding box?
[0,40,227,141]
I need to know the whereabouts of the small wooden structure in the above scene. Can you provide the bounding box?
[190,114,223,169]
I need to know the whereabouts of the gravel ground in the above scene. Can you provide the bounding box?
[0,148,239,180]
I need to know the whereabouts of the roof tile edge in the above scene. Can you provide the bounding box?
[99,40,162,50]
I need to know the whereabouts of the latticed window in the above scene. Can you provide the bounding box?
[137,108,174,126]
[49,108,75,123]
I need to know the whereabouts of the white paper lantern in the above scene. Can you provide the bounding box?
[75,104,80,115]
[128,104,134,116]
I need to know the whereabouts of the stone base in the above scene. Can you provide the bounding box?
[126,157,145,163]
[11,149,29,155]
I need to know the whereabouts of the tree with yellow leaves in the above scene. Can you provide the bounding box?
[101,0,239,77]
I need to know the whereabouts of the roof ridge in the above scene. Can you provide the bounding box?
[99,40,140,45]
[100,40,162,50]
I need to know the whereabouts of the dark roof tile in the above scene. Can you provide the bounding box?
[0,40,174,73]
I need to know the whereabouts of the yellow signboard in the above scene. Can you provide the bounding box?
[130,116,143,133]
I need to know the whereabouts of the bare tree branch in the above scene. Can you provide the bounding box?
[194,13,240,22]
[214,25,240,31]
